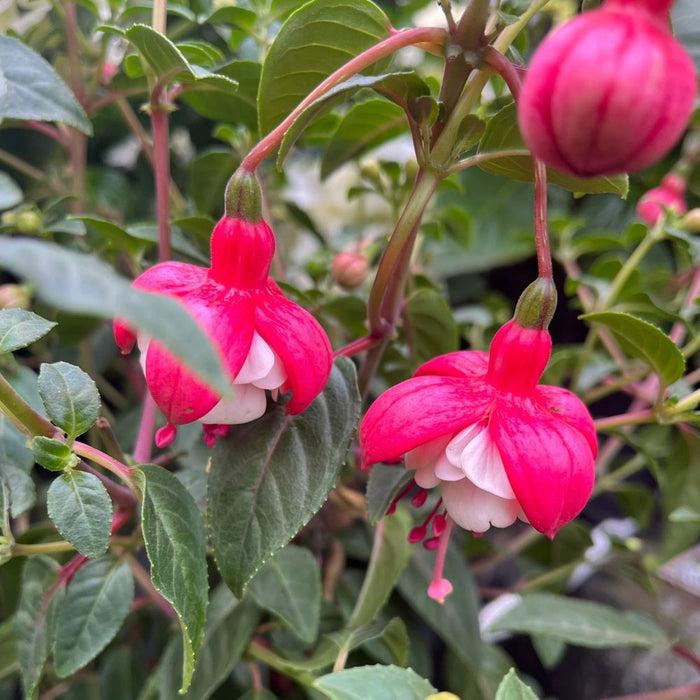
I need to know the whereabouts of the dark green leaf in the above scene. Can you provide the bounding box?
[54,557,134,677]
[47,470,112,559]
[14,557,62,700]
[398,539,482,670]
[0,172,23,210]
[258,0,390,135]
[159,588,260,699]
[0,309,55,354]
[0,238,229,394]
[405,288,459,369]
[0,617,18,682]
[188,149,239,218]
[325,617,409,668]
[495,669,539,700]
[486,593,668,648]
[531,635,566,670]
[0,36,92,134]
[123,25,237,94]
[349,507,413,627]
[478,104,628,196]
[209,357,360,597]
[31,436,78,472]
[135,464,209,693]
[366,464,413,525]
[38,362,100,438]
[0,463,34,517]
[278,71,429,167]
[248,545,321,644]
[73,216,146,257]
[321,100,407,179]
[580,312,686,386]
[314,665,436,699]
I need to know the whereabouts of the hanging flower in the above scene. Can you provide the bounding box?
[518,0,697,177]
[637,173,687,226]
[360,282,597,601]
[114,173,333,449]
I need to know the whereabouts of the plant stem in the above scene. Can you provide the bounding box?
[594,410,656,431]
[447,148,530,174]
[12,540,76,556]
[152,0,167,33]
[239,26,448,172]
[246,641,315,686]
[668,387,700,415]
[0,373,54,437]
[125,553,176,618]
[73,441,137,494]
[133,392,158,463]
[0,148,63,189]
[592,453,646,496]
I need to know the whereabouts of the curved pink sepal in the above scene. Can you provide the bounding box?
[416,351,489,379]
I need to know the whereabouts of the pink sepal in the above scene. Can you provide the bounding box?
[416,351,489,379]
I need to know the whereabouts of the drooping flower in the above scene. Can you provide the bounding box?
[114,173,333,449]
[518,0,697,177]
[637,173,687,226]
[360,281,597,600]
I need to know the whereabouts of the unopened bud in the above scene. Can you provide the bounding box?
[331,252,369,290]
[637,174,687,226]
[0,284,30,309]
[680,208,700,233]
[514,277,557,330]
[15,211,42,234]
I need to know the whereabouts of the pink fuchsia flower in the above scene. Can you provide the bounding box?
[114,175,333,449]
[637,173,687,226]
[360,299,597,600]
[518,0,697,177]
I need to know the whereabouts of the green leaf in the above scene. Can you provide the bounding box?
[248,545,321,644]
[31,436,78,472]
[580,312,686,386]
[398,539,482,670]
[478,104,628,197]
[159,588,260,699]
[0,238,229,394]
[0,617,18,681]
[38,362,100,438]
[366,464,413,525]
[486,593,668,648]
[54,557,134,677]
[494,669,539,700]
[47,470,112,559]
[14,557,62,700]
[0,35,92,134]
[258,0,390,135]
[314,665,436,699]
[405,289,459,369]
[278,70,429,167]
[321,100,407,179]
[188,149,239,218]
[325,617,409,668]
[209,357,360,598]
[0,463,35,517]
[73,216,147,257]
[349,507,413,627]
[122,24,238,94]
[0,172,23,210]
[135,464,209,693]
[0,309,56,354]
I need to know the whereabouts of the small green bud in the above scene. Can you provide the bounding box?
[224,169,262,221]
[16,211,42,234]
[514,277,557,330]
[680,208,700,233]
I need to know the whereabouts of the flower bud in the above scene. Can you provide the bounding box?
[0,284,30,309]
[637,173,687,226]
[331,252,369,290]
[519,0,697,177]
[514,277,557,330]
[680,208,700,232]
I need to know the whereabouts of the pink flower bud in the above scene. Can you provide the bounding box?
[331,252,369,290]
[519,0,697,177]
[636,173,687,225]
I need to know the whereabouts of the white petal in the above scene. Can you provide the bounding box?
[434,451,466,481]
[406,434,451,488]
[137,333,151,377]
[199,383,267,424]
[253,352,287,390]
[447,424,515,499]
[235,332,275,384]
[440,479,519,533]
[445,422,483,467]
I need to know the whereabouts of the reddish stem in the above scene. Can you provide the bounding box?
[25,121,70,148]
[151,107,171,262]
[240,26,448,172]
[672,645,700,674]
[133,392,158,463]
[334,334,383,358]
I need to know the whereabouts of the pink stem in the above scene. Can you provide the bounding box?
[73,441,134,479]
[133,391,158,463]
[240,26,448,172]
[334,334,383,358]
[593,410,656,431]
[151,107,171,262]
[427,516,454,603]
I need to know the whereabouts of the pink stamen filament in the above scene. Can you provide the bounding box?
[386,480,417,515]
[427,515,455,603]
[408,497,443,544]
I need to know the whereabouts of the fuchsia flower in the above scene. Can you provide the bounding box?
[637,173,687,226]
[114,175,332,449]
[518,0,697,177]
[360,290,597,601]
